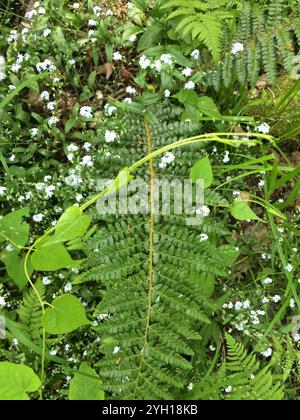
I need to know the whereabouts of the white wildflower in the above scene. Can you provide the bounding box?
[113,346,120,355]
[158,151,175,169]
[160,54,173,66]
[187,383,193,391]
[0,296,6,308]
[182,67,193,77]
[184,81,195,90]
[113,51,123,61]
[196,205,210,217]
[43,29,51,37]
[164,89,171,98]
[223,151,230,163]
[47,101,56,111]
[48,116,59,126]
[139,55,151,69]
[42,277,52,285]
[191,49,200,59]
[80,155,93,167]
[83,142,92,152]
[126,86,137,95]
[7,29,18,43]
[33,213,44,222]
[0,186,7,196]
[40,90,50,101]
[93,6,102,16]
[79,106,93,119]
[231,42,244,55]
[256,122,270,134]
[199,233,208,242]
[261,348,272,358]
[105,130,117,143]
[64,282,73,293]
[262,277,273,285]
[285,263,293,273]
[123,97,132,104]
[129,34,137,42]
[104,104,117,116]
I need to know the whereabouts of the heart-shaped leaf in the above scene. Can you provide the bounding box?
[54,206,91,243]
[0,362,41,400]
[31,242,76,271]
[231,201,261,221]
[69,362,104,400]
[42,294,90,334]
[190,155,213,188]
[0,207,29,247]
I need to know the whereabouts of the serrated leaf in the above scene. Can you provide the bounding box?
[197,96,221,118]
[42,294,90,334]
[69,362,104,400]
[0,362,41,400]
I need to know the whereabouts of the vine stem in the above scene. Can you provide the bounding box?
[22,130,272,397]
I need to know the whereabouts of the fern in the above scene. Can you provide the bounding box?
[162,0,236,62]
[224,334,284,400]
[75,103,238,399]
[163,0,300,88]
[189,334,284,400]
[17,279,45,344]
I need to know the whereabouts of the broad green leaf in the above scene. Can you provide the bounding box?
[53,206,90,243]
[31,242,76,271]
[52,26,67,51]
[231,201,261,221]
[0,362,41,400]
[197,96,221,118]
[190,155,213,188]
[1,250,32,290]
[0,207,29,247]
[174,89,199,106]
[69,362,104,400]
[217,245,240,266]
[137,23,163,52]
[42,294,90,334]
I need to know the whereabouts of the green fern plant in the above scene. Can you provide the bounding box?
[189,334,284,400]
[162,0,300,88]
[161,0,236,62]
[17,279,45,344]
[74,104,241,399]
[223,334,284,400]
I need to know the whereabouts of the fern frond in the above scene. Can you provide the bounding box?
[17,279,45,344]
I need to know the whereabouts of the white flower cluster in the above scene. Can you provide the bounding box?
[158,151,175,169]
[139,53,174,73]
[79,106,93,119]
[0,56,6,81]
[256,122,270,134]
[7,29,18,43]
[196,205,210,217]
[105,130,118,143]
[36,59,57,73]
[231,42,244,55]
[25,2,46,20]
[104,103,117,116]
[11,53,30,73]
